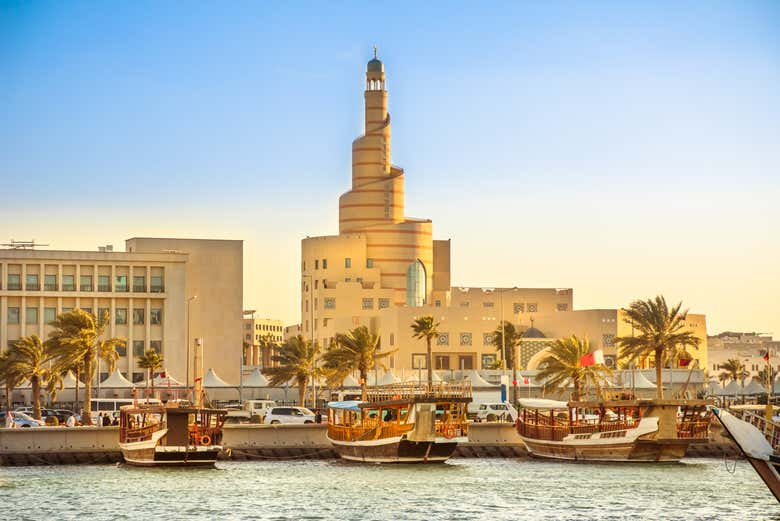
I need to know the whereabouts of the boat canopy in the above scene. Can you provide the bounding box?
[327,400,363,411]
[518,398,569,410]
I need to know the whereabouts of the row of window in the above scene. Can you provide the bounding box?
[410,353,486,371]
[6,338,161,357]
[245,334,283,342]
[244,323,283,332]
[6,307,162,325]
[4,274,164,293]
[304,258,375,271]
[305,297,392,312]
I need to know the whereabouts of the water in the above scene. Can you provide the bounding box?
[1,458,776,520]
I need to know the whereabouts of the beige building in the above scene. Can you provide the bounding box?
[292,53,709,374]
[707,332,779,379]
[0,237,243,385]
[242,311,283,367]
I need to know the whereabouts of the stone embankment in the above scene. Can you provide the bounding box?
[0,422,740,465]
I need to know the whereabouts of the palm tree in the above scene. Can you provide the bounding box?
[47,309,126,424]
[758,365,776,390]
[322,326,394,400]
[614,296,701,400]
[259,333,279,368]
[137,349,165,398]
[411,316,439,386]
[536,335,612,401]
[492,321,524,403]
[718,358,750,388]
[6,335,53,420]
[0,349,24,414]
[263,335,320,406]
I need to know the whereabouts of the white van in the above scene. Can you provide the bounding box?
[89,398,161,423]
[225,400,277,424]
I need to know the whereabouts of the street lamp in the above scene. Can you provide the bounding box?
[186,295,198,401]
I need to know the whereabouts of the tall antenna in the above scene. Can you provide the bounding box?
[1,239,49,250]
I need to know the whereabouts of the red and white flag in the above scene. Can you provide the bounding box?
[580,349,605,367]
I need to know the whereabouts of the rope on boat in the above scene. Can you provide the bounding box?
[228,448,335,460]
[723,448,738,474]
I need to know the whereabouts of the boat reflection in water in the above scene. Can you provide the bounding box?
[516,398,710,462]
[326,381,472,463]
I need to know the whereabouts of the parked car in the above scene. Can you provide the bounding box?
[13,407,62,424]
[54,409,78,423]
[226,400,278,424]
[10,411,45,428]
[263,406,316,425]
[475,402,518,422]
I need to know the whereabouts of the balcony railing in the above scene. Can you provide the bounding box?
[132,285,146,292]
[98,285,111,292]
[26,284,40,291]
[7,283,21,290]
[150,285,164,293]
[62,284,76,291]
[44,284,58,291]
[81,285,93,292]
[116,285,129,292]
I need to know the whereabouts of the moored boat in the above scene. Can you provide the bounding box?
[326,381,472,463]
[119,402,227,467]
[516,398,710,462]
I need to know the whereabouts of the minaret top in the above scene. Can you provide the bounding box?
[367,45,383,73]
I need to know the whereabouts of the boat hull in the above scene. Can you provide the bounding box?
[520,437,691,462]
[120,445,222,467]
[328,435,460,463]
[744,456,780,503]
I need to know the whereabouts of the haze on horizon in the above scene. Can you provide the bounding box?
[1,2,778,337]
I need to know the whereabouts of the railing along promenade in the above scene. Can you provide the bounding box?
[363,380,473,403]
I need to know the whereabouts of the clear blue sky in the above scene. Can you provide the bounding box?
[1,1,778,336]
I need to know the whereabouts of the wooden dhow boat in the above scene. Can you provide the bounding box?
[118,402,227,467]
[326,381,472,463]
[712,406,780,502]
[516,398,710,462]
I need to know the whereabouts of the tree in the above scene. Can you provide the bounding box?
[411,316,439,386]
[758,365,776,389]
[242,341,252,365]
[615,296,701,400]
[6,335,54,420]
[47,309,126,424]
[137,349,165,398]
[718,358,750,387]
[491,321,524,403]
[322,326,394,400]
[263,335,320,406]
[259,333,279,368]
[0,350,24,415]
[536,335,612,401]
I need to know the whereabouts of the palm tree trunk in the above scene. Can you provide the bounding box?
[655,347,664,400]
[83,369,93,425]
[426,337,433,387]
[298,379,306,406]
[5,383,12,414]
[31,375,41,420]
[150,368,155,401]
[360,369,367,401]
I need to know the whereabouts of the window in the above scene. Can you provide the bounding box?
[322,259,328,269]
[115,308,127,325]
[362,298,374,310]
[150,341,161,353]
[115,275,128,292]
[378,298,390,309]
[26,307,38,324]
[356,277,363,283]
[132,372,144,383]
[513,303,524,314]
[150,275,164,293]
[133,276,146,292]
[390,333,394,346]
[482,354,497,369]
[98,275,110,292]
[435,300,441,308]
[556,303,569,312]
[314,280,318,289]
[80,275,93,291]
[246,334,251,341]
[314,298,318,310]
[344,278,352,283]
[460,301,470,308]
[7,273,21,290]
[116,344,127,357]
[133,341,145,357]
[150,308,162,325]
[81,307,92,315]
[459,332,473,346]
[97,307,110,321]
[602,334,615,347]
[412,354,427,369]
[345,258,351,268]
[324,297,336,309]
[246,323,251,330]
[62,275,75,291]
[7,307,19,324]
[44,274,57,291]
[405,260,426,307]
[435,355,450,370]
[483,301,494,308]
[61,307,72,313]
[44,307,56,324]
[315,260,319,270]
[366,258,374,268]
[436,333,449,346]
[527,303,538,313]
[458,355,474,370]
[133,309,145,325]
[26,274,39,290]
[483,333,495,345]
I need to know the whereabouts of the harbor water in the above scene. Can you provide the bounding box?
[1,458,776,520]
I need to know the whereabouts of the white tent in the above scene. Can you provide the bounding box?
[741,378,768,396]
[100,369,134,388]
[717,380,742,396]
[139,370,184,388]
[623,370,656,390]
[706,379,721,395]
[461,370,495,387]
[773,377,780,394]
[341,374,360,387]
[243,368,269,387]
[377,371,401,385]
[60,371,80,388]
[203,368,234,388]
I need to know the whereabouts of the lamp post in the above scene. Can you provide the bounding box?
[302,274,315,408]
[496,287,520,405]
[186,295,198,402]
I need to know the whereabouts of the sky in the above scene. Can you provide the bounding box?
[1,1,778,337]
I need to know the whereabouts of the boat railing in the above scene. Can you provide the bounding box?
[435,419,469,438]
[364,380,472,403]
[327,422,414,442]
[731,408,780,448]
[121,421,165,443]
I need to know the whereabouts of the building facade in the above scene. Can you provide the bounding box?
[707,332,779,380]
[292,54,709,374]
[242,312,284,367]
[0,237,243,384]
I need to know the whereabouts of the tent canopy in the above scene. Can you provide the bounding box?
[243,368,270,387]
[377,371,401,386]
[100,369,134,388]
[139,370,184,388]
[622,370,657,390]
[519,398,568,409]
[741,378,768,396]
[716,380,742,396]
[203,368,233,388]
[341,374,360,387]
[462,370,495,387]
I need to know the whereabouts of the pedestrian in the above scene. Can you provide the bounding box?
[111,416,119,426]
[315,409,322,424]
[102,413,111,427]
[65,413,76,428]
[5,410,14,429]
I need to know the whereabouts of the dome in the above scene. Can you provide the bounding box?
[367,58,383,72]
[522,327,546,339]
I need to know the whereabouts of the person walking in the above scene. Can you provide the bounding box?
[102,413,111,427]
[65,413,76,428]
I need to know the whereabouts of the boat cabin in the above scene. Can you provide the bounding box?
[119,404,227,448]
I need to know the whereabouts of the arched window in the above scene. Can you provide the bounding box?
[406,260,426,307]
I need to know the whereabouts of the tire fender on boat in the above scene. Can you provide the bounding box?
[200,435,212,446]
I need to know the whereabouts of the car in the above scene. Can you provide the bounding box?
[263,406,316,425]
[13,408,62,424]
[475,402,518,423]
[54,409,78,423]
[10,411,45,428]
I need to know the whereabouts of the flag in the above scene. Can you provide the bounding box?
[523,377,530,385]
[580,349,605,367]
[764,351,770,363]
